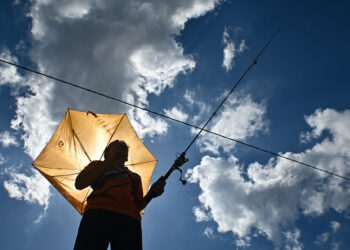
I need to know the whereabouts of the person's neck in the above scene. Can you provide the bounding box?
[110,161,125,168]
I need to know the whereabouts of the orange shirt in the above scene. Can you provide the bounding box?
[83,161,143,222]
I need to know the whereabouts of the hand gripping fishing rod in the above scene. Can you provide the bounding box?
[163,28,280,185]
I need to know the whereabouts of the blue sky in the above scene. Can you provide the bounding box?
[1,0,350,249]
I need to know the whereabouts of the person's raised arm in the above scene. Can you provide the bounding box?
[136,177,166,211]
[75,160,112,190]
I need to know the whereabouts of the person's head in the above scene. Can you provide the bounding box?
[104,140,129,163]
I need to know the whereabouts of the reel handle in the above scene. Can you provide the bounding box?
[163,152,189,185]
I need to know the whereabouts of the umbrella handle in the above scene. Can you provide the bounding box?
[163,152,189,185]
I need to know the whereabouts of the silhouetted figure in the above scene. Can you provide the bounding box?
[74,140,166,250]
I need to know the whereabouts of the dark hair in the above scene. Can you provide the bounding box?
[104,140,129,159]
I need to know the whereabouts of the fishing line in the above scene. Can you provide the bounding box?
[183,28,280,154]
[162,28,350,182]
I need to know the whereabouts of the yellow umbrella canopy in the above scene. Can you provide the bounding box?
[32,109,157,214]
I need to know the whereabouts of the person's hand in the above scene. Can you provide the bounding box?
[149,176,166,198]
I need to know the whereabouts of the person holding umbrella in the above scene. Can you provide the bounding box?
[74,139,166,250]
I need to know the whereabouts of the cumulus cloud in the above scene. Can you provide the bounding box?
[0,131,19,148]
[19,0,220,144]
[13,0,222,152]
[195,95,268,154]
[128,108,169,139]
[330,221,340,233]
[187,108,350,247]
[193,206,210,222]
[284,229,303,250]
[0,0,222,213]
[315,232,330,245]
[315,220,341,245]
[203,227,215,239]
[9,74,57,158]
[331,242,340,250]
[222,28,248,72]
[3,170,50,206]
[164,105,189,122]
[184,89,195,107]
[171,0,221,28]
[183,89,211,124]
[0,153,5,165]
[3,168,51,222]
[0,50,24,87]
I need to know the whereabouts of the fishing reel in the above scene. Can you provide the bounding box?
[163,151,189,185]
[173,152,189,185]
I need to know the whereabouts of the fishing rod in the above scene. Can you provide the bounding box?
[163,28,280,184]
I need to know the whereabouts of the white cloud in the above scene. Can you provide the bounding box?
[284,229,303,250]
[203,227,214,238]
[195,95,268,154]
[184,89,195,107]
[331,242,340,250]
[3,168,51,222]
[187,108,350,247]
[55,0,92,19]
[301,108,350,144]
[183,89,211,124]
[130,45,195,99]
[315,232,330,245]
[164,106,189,122]
[235,237,251,248]
[128,108,169,139]
[3,169,51,207]
[0,0,222,213]
[0,50,23,86]
[315,220,341,245]
[222,41,235,71]
[331,221,340,233]
[222,28,248,72]
[193,206,210,222]
[22,0,219,142]
[0,131,19,148]
[0,153,5,165]
[238,40,247,52]
[10,75,57,158]
[171,0,220,28]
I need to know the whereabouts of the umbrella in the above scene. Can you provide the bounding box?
[32,109,157,214]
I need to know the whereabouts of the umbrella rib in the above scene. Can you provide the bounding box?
[51,174,89,213]
[37,169,85,214]
[41,163,90,212]
[73,130,92,162]
[99,113,126,160]
[68,110,80,162]
[34,163,81,171]
[68,109,92,162]
[81,187,91,208]
[41,161,91,211]
[51,173,80,177]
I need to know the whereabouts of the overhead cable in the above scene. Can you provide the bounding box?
[0,34,349,181]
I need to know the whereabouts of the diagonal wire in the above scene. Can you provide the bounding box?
[199,130,350,181]
[183,28,280,153]
[0,57,201,125]
[0,33,349,180]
